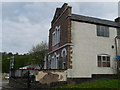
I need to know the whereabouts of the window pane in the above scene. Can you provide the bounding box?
[97,25,100,36]
[98,56,101,59]
[104,28,107,37]
[117,28,120,36]
[103,26,109,37]
[103,56,106,61]
[100,26,104,36]
[106,27,109,37]
[98,62,102,67]
[97,25,109,37]
[107,62,110,67]
[107,56,110,61]
[103,62,107,67]
[98,56,101,67]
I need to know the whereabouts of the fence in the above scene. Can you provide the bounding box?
[9,69,67,88]
[9,69,38,88]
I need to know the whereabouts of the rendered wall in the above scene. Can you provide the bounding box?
[67,21,117,78]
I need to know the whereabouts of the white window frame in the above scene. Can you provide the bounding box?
[52,32,55,46]
[52,26,61,46]
[97,54,110,67]
[56,54,60,69]
[61,48,67,69]
[51,56,54,69]
[48,55,51,69]
[63,62,66,69]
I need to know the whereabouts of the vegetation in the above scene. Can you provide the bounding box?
[2,52,32,73]
[2,41,48,73]
[55,79,119,88]
[29,41,48,69]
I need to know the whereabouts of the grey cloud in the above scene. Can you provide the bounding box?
[22,2,63,24]
[118,1,120,17]
[2,2,63,24]
[2,2,28,19]
[69,2,118,20]
[2,15,50,54]
[2,2,118,54]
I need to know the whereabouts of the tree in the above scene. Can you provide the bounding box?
[29,41,48,69]
[2,52,11,73]
[2,52,32,72]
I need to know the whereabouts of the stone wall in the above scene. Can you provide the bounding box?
[36,70,67,84]
[9,74,118,89]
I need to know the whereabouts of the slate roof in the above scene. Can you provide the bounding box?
[71,14,120,28]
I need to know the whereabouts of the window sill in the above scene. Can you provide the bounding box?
[97,36,109,38]
[98,67,111,68]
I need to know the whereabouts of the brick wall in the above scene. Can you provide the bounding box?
[48,3,72,52]
[48,3,72,69]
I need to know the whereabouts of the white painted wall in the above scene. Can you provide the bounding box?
[67,21,117,78]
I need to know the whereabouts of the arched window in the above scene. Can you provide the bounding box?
[54,53,57,69]
[61,48,67,69]
[48,55,51,69]
[54,55,57,69]
[52,26,61,46]
[51,56,54,69]
[97,54,110,67]
[62,51,66,69]
[50,53,59,69]
[56,54,60,69]
[61,48,67,57]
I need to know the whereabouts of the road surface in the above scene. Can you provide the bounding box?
[0,77,2,90]
[1,79,9,90]
[0,81,2,90]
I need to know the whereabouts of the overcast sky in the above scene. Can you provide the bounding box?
[2,2,119,54]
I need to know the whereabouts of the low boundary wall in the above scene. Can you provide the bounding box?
[36,70,67,84]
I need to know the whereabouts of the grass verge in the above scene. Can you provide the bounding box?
[54,79,120,89]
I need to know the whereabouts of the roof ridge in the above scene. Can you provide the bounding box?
[71,14,120,28]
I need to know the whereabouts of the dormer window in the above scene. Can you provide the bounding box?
[52,26,61,46]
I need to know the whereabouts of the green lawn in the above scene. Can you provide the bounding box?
[55,79,120,88]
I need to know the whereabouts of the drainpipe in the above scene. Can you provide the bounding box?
[115,35,120,76]
[115,17,120,76]
[115,36,118,56]
[115,36,118,75]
